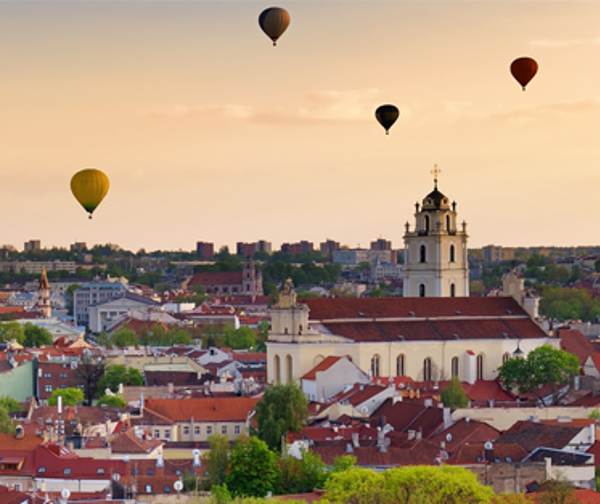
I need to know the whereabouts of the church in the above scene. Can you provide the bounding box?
[266,175,555,385]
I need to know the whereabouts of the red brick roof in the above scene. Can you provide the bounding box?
[559,328,596,366]
[144,397,260,423]
[301,297,529,320]
[111,428,163,454]
[301,356,342,380]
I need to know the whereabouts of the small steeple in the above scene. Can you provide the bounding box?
[37,267,51,318]
[431,164,441,190]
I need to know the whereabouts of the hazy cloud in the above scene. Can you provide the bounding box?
[530,38,600,48]
[144,88,410,125]
[487,98,600,122]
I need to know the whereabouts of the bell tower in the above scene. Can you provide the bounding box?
[403,166,469,297]
[37,266,52,318]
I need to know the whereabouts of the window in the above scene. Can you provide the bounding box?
[44,373,52,378]
[396,354,405,377]
[60,373,67,378]
[14,484,20,491]
[450,245,456,262]
[147,469,154,475]
[194,426,201,436]
[146,485,152,493]
[476,354,484,380]
[420,245,426,263]
[154,430,160,439]
[234,425,241,435]
[97,468,105,475]
[64,468,72,475]
[424,215,430,232]
[207,426,213,435]
[176,470,182,476]
[423,358,432,382]
[38,467,46,474]
[371,355,381,378]
[164,486,171,493]
[446,215,450,231]
[502,352,510,365]
[419,284,426,297]
[164,430,171,440]
[451,357,459,378]
[450,284,456,297]
[221,425,228,435]
[183,427,190,437]
[45,385,53,393]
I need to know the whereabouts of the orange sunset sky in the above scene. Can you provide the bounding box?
[0,1,598,252]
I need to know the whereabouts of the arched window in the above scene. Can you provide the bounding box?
[423,357,432,382]
[446,215,451,231]
[450,283,456,297]
[286,355,293,384]
[502,352,510,365]
[451,357,459,378]
[371,355,381,378]
[476,354,484,381]
[419,284,426,297]
[273,355,281,383]
[396,354,406,377]
[420,245,426,263]
[424,215,430,232]
[450,244,455,262]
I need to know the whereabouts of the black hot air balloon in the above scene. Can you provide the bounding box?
[510,57,538,91]
[259,7,290,46]
[375,105,399,135]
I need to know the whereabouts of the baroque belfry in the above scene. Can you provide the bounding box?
[402,167,469,297]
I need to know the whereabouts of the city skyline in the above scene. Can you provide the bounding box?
[1,1,599,251]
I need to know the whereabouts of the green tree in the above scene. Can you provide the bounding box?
[110,328,138,348]
[225,436,277,498]
[48,388,84,406]
[440,376,469,408]
[0,322,25,345]
[97,394,128,408]
[253,383,308,452]
[0,396,22,412]
[324,465,495,504]
[498,344,580,405]
[23,323,53,347]
[274,449,327,495]
[0,406,14,434]
[98,364,144,394]
[224,326,256,350]
[206,433,230,488]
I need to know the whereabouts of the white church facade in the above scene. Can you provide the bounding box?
[266,175,555,385]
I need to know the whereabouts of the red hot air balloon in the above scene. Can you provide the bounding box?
[259,7,290,46]
[510,57,538,91]
[375,105,399,135]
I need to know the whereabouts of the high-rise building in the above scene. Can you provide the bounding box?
[24,240,41,252]
[483,245,515,263]
[196,242,215,260]
[370,238,392,251]
[320,239,340,256]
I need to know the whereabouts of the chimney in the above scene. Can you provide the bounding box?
[407,430,415,441]
[416,429,422,441]
[14,425,24,440]
[484,442,494,463]
[352,432,360,448]
[346,442,353,454]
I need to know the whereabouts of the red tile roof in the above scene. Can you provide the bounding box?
[496,421,584,452]
[370,399,444,438]
[447,442,528,464]
[189,272,243,286]
[301,356,342,380]
[429,418,501,453]
[144,397,260,423]
[559,328,596,366]
[301,297,529,320]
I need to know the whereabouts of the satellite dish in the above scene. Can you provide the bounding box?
[112,473,121,481]
[484,441,493,450]
[61,488,71,499]
[174,480,183,492]
[192,449,200,456]
[446,433,452,442]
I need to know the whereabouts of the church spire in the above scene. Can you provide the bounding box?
[37,267,51,318]
[431,164,441,190]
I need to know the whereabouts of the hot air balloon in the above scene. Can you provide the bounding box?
[510,57,538,91]
[375,105,399,135]
[70,168,110,219]
[259,7,290,46]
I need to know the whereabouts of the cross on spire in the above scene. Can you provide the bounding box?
[431,164,441,188]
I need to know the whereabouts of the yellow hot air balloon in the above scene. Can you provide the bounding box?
[70,168,110,219]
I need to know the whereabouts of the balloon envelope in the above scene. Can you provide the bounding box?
[259,7,290,46]
[375,105,399,134]
[510,57,538,90]
[71,168,110,218]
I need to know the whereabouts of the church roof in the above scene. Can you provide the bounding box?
[300,297,546,343]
